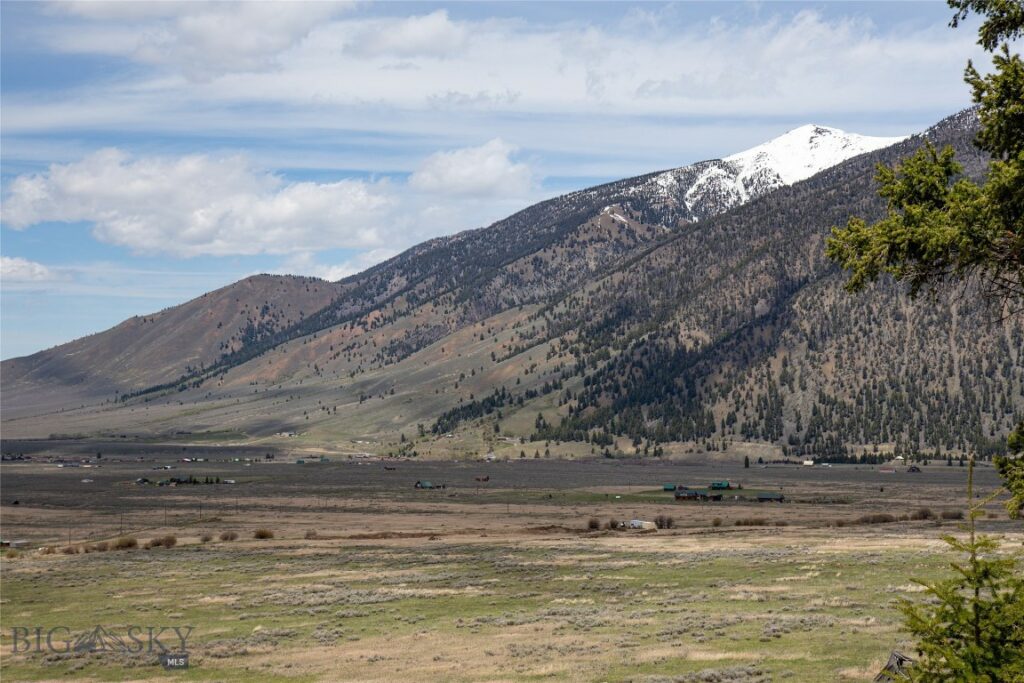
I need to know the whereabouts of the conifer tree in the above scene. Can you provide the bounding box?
[828,0,1024,514]
[898,460,1024,680]
[828,1,1024,674]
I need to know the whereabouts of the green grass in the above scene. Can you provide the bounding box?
[0,538,971,681]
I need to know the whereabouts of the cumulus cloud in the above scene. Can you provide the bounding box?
[1,149,394,257]
[410,139,533,197]
[1,142,541,260]
[0,256,61,283]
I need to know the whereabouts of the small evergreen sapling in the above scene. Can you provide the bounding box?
[897,459,1024,681]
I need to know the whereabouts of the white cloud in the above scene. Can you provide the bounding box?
[345,10,467,59]
[1,149,394,257]
[1,143,542,260]
[2,7,987,183]
[21,7,984,119]
[0,256,62,283]
[410,138,533,197]
[278,248,400,282]
[47,1,353,80]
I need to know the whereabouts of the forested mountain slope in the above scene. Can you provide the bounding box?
[2,123,895,408]
[4,109,1019,460]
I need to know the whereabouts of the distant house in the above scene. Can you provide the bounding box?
[675,488,701,500]
[756,492,785,503]
[802,459,815,467]
[663,483,678,491]
[709,480,732,490]
[675,488,722,502]
[414,480,435,489]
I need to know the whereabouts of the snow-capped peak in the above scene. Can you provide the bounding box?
[725,124,906,186]
[630,122,907,226]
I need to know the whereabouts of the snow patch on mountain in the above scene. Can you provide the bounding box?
[631,124,906,224]
[725,124,906,186]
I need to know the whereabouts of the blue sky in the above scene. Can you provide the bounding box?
[0,1,987,359]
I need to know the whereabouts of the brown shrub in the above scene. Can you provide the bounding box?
[93,541,109,552]
[735,518,768,527]
[304,530,319,539]
[586,518,601,531]
[219,531,238,542]
[653,515,675,529]
[145,535,176,549]
[40,546,56,555]
[200,533,213,543]
[774,520,789,527]
[941,510,964,520]
[61,545,79,555]
[712,517,723,527]
[605,519,621,531]
[910,507,935,521]
[857,513,897,525]
[253,528,274,539]
[113,536,137,550]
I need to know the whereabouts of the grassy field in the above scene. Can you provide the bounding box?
[1,453,1020,682]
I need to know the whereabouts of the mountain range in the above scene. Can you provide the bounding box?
[3,108,1020,462]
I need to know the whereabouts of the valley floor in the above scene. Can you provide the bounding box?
[0,454,1020,682]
